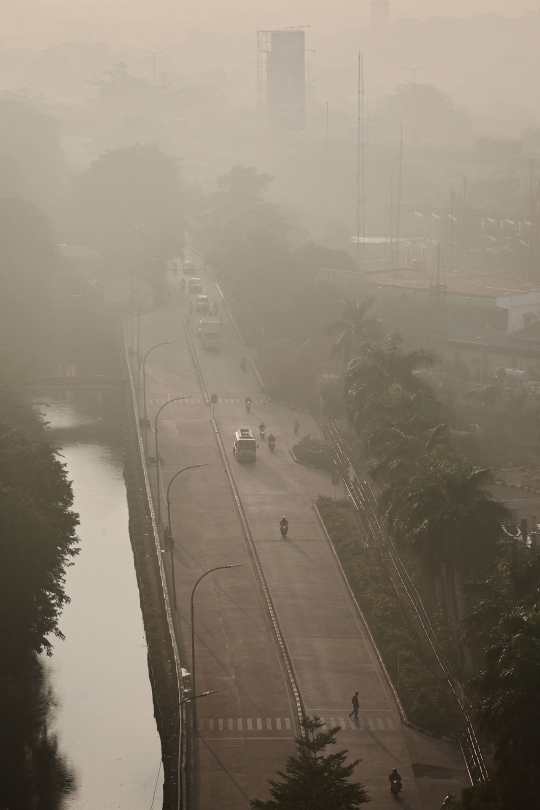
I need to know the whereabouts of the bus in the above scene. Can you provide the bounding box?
[233,428,257,461]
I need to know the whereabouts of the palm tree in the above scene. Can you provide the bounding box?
[343,333,438,437]
[471,609,540,808]
[326,298,382,365]
[381,460,508,657]
[368,423,448,485]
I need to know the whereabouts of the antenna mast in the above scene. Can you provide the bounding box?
[395,123,403,267]
[357,50,366,273]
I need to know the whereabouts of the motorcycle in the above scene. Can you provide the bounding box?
[268,439,275,452]
[280,521,288,538]
[245,399,251,413]
[259,425,266,439]
[390,780,402,800]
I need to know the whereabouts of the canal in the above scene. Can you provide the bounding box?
[35,388,163,809]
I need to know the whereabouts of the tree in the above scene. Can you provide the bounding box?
[470,609,540,809]
[0,423,79,670]
[326,299,382,366]
[0,99,64,213]
[251,716,370,810]
[343,333,437,437]
[71,143,186,270]
[193,166,291,309]
[374,82,471,143]
[0,197,56,358]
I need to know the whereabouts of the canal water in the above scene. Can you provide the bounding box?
[35,389,163,809]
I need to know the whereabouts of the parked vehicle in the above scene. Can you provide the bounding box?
[233,428,257,461]
[200,316,221,349]
[195,294,209,313]
[183,260,196,274]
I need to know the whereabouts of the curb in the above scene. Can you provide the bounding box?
[314,504,453,744]
[290,448,334,473]
[228,311,246,346]
[250,358,266,393]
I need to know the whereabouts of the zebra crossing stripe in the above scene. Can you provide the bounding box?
[196,716,397,733]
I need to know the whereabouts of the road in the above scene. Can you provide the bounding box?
[132,261,469,809]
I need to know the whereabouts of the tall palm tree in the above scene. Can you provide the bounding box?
[368,423,448,485]
[326,298,382,365]
[471,609,540,807]
[381,460,508,653]
[343,333,438,436]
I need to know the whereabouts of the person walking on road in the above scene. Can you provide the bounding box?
[294,418,299,436]
[349,691,359,721]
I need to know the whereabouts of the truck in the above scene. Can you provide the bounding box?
[200,316,222,349]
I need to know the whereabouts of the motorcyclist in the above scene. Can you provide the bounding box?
[441,795,455,809]
[268,433,275,444]
[181,277,186,291]
[280,516,289,533]
[245,396,251,411]
[259,422,266,435]
[389,768,402,791]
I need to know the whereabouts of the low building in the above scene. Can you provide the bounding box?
[319,266,540,380]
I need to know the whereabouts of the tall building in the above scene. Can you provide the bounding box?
[371,0,390,32]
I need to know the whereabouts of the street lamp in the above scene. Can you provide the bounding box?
[169,689,218,809]
[154,397,188,525]
[136,291,155,374]
[164,464,209,608]
[141,341,172,427]
[191,566,242,701]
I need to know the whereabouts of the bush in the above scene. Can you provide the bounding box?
[293,435,335,471]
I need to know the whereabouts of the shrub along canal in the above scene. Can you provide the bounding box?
[35,389,162,808]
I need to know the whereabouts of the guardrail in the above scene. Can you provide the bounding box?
[122,325,185,808]
[327,421,488,784]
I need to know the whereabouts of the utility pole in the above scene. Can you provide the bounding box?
[461,177,468,273]
[357,50,366,274]
[146,50,165,86]
[430,243,447,350]
[448,190,456,272]
[395,124,403,268]
[318,102,329,242]
[527,161,535,282]
[404,66,423,139]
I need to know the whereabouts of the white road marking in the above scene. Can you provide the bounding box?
[276,719,282,730]
[339,718,346,730]
[257,718,262,730]
[285,718,291,730]
[247,718,253,730]
[368,719,375,731]
[238,719,243,731]
[266,718,272,730]
[378,718,385,730]
[228,719,233,731]
[218,719,224,730]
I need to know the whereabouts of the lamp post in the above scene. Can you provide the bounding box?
[165,464,208,608]
[191,566,241,703]
[136,291,155,377]
[141,341,172,427]
[154,397,187,525]
[170,689,218,810]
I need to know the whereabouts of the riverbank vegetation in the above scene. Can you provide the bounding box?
[0,196,79,806]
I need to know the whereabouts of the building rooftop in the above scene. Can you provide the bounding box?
[364,267,540,299]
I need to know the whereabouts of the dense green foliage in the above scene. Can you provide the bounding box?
[72,143,186,269]
[0,391,78,807]
[251,716,370,810]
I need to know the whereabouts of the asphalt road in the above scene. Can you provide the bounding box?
[134,262,468,809]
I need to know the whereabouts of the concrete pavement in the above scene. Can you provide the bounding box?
[133,263,469,809]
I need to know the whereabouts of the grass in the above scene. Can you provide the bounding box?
[317,495,452,734]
